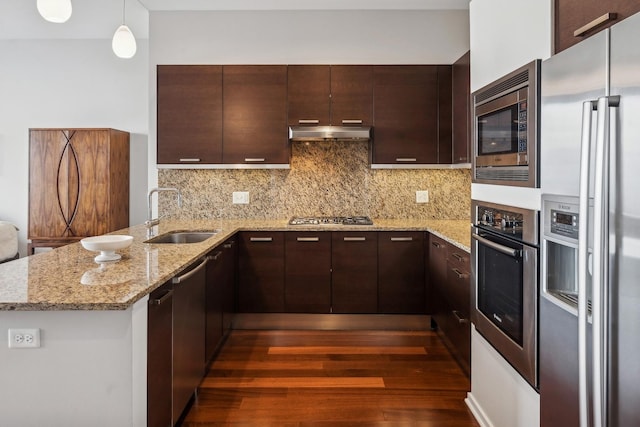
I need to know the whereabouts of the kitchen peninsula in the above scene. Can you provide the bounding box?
[0,218,470,427]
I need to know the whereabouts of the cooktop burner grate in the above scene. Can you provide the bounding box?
[289,216,373,226]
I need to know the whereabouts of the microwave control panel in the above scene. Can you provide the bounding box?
[518,100,528,153]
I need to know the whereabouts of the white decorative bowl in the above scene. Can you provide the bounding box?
[80,235,133,262]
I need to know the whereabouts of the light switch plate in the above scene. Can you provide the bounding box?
[232,191,249,204]
[416,190,429,204]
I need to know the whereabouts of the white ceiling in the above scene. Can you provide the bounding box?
[0,0,469,40]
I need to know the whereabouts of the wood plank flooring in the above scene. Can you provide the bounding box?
[180,330,479,426]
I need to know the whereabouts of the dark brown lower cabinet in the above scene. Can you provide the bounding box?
[238,232,285,312]
[378,232,425,313]
[429,233,471,375]
[147,282,173,427]
[205,249,224,363]
[221,237,237,333]
[172,258,207,426]
[331,232,378,313]
[285,232,331,313]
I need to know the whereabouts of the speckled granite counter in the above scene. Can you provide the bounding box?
[0,219,470,311]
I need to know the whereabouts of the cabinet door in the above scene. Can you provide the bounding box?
[444,246,471,374]
[330,65,373,126]
[428,233,448,316]
[331,232,378,313]
[378,231,425,313]
[285,232,331,313]
[147,282,173,427]
[221,237,237,333]
[238,232,285,312]
[372,66,439,164]
[172,258,207,426]
[452,52,471,164]
[157,65,223,164]
[437,65,453,164]
[205,248,224,363]
[288,65,331,126]
[555,0,640,53]
[223,65,289,165]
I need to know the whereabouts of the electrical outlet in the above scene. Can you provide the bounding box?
[416,190,429,204]
[8,328,40,348]
[232,191,250,204]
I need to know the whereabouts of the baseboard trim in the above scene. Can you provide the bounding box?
[465,392,493,427]
[232,313,431,331]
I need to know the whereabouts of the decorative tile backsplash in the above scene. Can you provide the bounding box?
[158,141,471,220]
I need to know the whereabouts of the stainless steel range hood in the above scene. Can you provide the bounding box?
[288,125,371,142]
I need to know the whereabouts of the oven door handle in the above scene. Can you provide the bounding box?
[472,233,521,258]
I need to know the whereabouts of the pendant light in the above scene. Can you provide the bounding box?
[112,0,137,59]
[37,0,72,23]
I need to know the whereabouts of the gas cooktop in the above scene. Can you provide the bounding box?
[288,216,373,226]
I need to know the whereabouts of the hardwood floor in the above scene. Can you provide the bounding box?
[179,330,479,426]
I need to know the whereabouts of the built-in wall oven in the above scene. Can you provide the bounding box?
[471,200,539,388]
[472,60,540,187]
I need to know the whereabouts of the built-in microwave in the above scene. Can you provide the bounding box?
[472,60,540,187]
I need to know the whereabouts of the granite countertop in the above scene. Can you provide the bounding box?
[0,218,470,311]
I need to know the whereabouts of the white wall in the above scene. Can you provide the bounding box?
[147,9,470,199]
[0,39,149,256]
[0,298,148,427]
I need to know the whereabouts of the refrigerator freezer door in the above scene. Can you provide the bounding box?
[540,30,608,197]
[608,12,640,427]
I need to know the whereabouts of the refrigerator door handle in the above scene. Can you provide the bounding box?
[578,100,596,427]
[592,94,620,427]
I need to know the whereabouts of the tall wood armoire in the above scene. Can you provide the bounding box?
[28,128,130,254]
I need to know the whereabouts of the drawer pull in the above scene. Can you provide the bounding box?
[451,252,465,262]
[223,242,234,249]
[343,237,366,242]
[150,289,173,306]
[297,237,320,242]
[431,241,442,248]
[298,119,320,124]
[172,257,208,284]
[390,237,413,242]
[179,158,201,162]
[574,12,617,37]
[452,310,469,324]
[452,268,468,279]
[396,158,417,162]
[244,158,265,162]
[250,237,273,242]
[342,119,363,125]
[208,251,223,261]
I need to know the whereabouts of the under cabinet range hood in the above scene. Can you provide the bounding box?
[288,125,371,142]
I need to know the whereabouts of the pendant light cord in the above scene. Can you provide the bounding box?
[122,0,126,25]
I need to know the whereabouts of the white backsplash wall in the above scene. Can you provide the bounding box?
[158,141,470,220]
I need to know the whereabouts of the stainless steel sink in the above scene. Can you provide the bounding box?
[144,231,218,244]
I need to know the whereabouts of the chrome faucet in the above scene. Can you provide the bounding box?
[146,187,183,236]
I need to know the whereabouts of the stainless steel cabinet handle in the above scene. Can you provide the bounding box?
[431,241,442,248]
[574,12,617,37]
[343,237,366,242]
[342,119,363,125]
[208,251,223,261]
[472,233,520,258]
[451,253,465,262]
[250,237,273,242]
[390,237,413,242]
[179,158,201,162]
[297,237,320,242]
[172,257,208,284]
[396,158,417,162]
[244,158,265,162]
[223,242,233,249]
[452,310,468,324]
[150,289,173,306]
[298,119,319,124]
[451,268,468,279]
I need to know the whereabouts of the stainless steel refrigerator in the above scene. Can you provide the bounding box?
[539,11,640,427]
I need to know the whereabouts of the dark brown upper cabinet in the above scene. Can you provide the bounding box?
[157,65,223,164]
[452,51,471,164]
[287,65,373,127]
[223,65,290,165]
[372,65,452,165]
[555,0,640,53]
